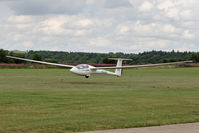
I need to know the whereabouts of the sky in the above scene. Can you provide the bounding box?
[0,0,198,53]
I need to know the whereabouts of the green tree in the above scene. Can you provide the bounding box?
[0,49,8,63]
[102,57,116,64]
[33,53,42,61]
[14,53,26,64]
[191,53,199,62]
[44,59,57,63]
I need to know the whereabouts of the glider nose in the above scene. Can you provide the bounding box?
[70,67,78,74]
[70,67,75,72]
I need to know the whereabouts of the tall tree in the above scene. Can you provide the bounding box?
[0,49,8,63]
[191,53,199,62]
[33,53,42,61]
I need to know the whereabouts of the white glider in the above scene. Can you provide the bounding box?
[7,56,192,78]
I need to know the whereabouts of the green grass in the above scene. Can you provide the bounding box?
[0,68,199,133]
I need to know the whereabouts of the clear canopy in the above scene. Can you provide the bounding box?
[76,64,89,69]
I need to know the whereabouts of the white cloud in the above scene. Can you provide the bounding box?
[166,8,180,20]
[139,1,153,12]
[23,41,33,47]
[41,16,67,35]
[162,24,177,33]
[88,37,111,47]
[133,21,154,34]
[75,19,93,27]
[157,0,175,11]
[13,34,23,41]
[180,10,192,19]
[8,15,33,23]
[116,25,130,34]
[132,21,178,36]
[148,40,168,49]
[183,30,195,39]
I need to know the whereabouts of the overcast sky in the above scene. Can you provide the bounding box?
[0,0,198,53]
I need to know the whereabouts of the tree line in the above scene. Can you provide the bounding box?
[0,49,199,64]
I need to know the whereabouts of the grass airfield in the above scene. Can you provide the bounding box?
[0,68,199,133]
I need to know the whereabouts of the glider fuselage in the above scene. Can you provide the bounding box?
[70,64,117,78]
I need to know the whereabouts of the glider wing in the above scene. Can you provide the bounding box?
[6,56,74,68]
[92,61,192,69]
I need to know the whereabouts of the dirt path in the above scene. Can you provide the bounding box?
[80,123,199,133]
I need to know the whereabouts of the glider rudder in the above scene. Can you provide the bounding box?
[108,58,132,76]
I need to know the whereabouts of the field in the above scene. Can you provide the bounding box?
[0,68,199,133]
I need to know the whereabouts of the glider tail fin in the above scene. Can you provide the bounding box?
[108,58,132,77]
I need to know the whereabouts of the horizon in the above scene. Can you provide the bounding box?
[5,49,196,54]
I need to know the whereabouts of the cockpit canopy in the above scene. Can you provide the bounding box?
[76,64,89,69]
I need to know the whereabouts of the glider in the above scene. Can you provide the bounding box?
[7,56,192,78]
